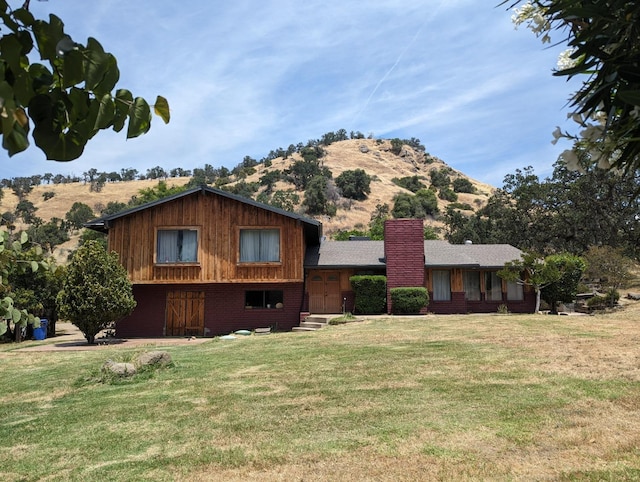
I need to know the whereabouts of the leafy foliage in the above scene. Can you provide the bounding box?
[392,189,438,219]
[539,253,586,313]
[335,169,371,201]
[26,218,69,252]
[0,230,47,339]
[390,287,429,315]
[391,175,426,193]
[303,176,336,216]
[452,177,475,193]
[508,0,640,174]
[498,250,577,313]
[64,202,95,230]
[443,162,640,258]
[57,240,136,344]
[583,245,635,290]
[349,275,387,314]
[429,168,451,189]
[0,3,169,159]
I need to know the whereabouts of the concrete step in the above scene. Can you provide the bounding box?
[291,326,319,332]
[305,316,330,324]
[299,321,324,329]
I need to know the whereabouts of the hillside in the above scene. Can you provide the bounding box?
[0,138,496,261]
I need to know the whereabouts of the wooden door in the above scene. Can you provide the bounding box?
[308,271,342,313]
[166,291,205,336]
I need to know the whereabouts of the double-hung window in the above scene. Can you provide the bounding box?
[239,228,280,263]
[157,228,198,263]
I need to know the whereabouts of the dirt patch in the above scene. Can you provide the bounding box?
[14,322,211,352]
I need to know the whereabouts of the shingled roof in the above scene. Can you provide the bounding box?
[84,185,323,245]
[305,240,522,269]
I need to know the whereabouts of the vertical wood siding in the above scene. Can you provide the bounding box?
[107,191,307,283]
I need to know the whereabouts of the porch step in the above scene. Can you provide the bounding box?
[299,321,324,329]
[292,315,332,332]
[305,316,331,324]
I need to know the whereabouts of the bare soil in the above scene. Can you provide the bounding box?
[15,322,210,352]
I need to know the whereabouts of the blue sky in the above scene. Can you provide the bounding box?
[3,0,577,187]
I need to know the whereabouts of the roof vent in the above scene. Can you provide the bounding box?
[464,240,473,245]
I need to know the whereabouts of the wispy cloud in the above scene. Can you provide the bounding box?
[2,0,575,186]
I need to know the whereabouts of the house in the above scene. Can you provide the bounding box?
[85,187,534,337]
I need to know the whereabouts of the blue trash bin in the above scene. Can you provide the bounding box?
[33,319,48,340]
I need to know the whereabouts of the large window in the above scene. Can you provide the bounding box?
[157,229,198,263]
[507,280,524,301]
[245,290,283,309]
[485,272,503,301]
[463,271,481,301]
[432,270,451,301]
[240,229,280,263]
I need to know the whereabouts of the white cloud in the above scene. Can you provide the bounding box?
[3,0,576,187]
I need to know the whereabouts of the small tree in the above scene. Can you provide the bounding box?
[335,169,371,201]
[498,251,564,313]
[583,245,635,290]
[57,241,136,344]
[65,202,95,231]
[540,253,586,314]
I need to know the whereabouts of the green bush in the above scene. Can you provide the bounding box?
[390,287,429,314]
[350,275,386,314]
[586,289,620,310]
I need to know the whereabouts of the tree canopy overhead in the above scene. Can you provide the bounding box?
[507,0,640,175]
[0,1,169,161]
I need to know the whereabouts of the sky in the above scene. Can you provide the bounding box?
[2,0,579,187]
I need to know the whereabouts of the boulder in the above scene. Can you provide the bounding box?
[134,350,172,368]
[102,360,137,377]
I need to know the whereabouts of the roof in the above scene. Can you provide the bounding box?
[305,240,522,269]
[84,185,323,244]
[305,241,386,269]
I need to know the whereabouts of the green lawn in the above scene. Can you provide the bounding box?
[1,312,639,481]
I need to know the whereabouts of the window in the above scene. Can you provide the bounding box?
[432,270,451,301]
[463,271,481,301]
[240,229,280,263]
[485,272,503,301]
[507,280,524,301]
[157,229,198,263]
[245,290,283,309]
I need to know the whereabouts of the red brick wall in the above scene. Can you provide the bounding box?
[384,219,425,313]
[116,282,305,337]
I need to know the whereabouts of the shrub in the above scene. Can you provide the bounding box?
[390,287,429,314]
[438,187,458,202]
[452,178,476,193]
[586,289,620,310]
[350,275,386,314]
[391,175,426,193]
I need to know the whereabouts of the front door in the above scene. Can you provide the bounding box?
[166,291,205,336]
[309,271,342,313]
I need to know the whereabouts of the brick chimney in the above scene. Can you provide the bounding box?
[384,219,425,313]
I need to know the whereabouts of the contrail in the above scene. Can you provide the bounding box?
[351,25,424,126]
[351,3,444,127]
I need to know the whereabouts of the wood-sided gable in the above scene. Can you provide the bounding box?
[89,187,320,284]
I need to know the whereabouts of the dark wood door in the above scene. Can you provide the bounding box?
[166,291,205,336]
[309,271,342,313]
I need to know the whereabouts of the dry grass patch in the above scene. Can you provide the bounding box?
[1,308,640,481]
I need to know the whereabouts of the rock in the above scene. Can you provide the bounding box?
[134,350,172,368]
[626,293,640,301]
[102,360,137,377]
[359,145,369,153]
